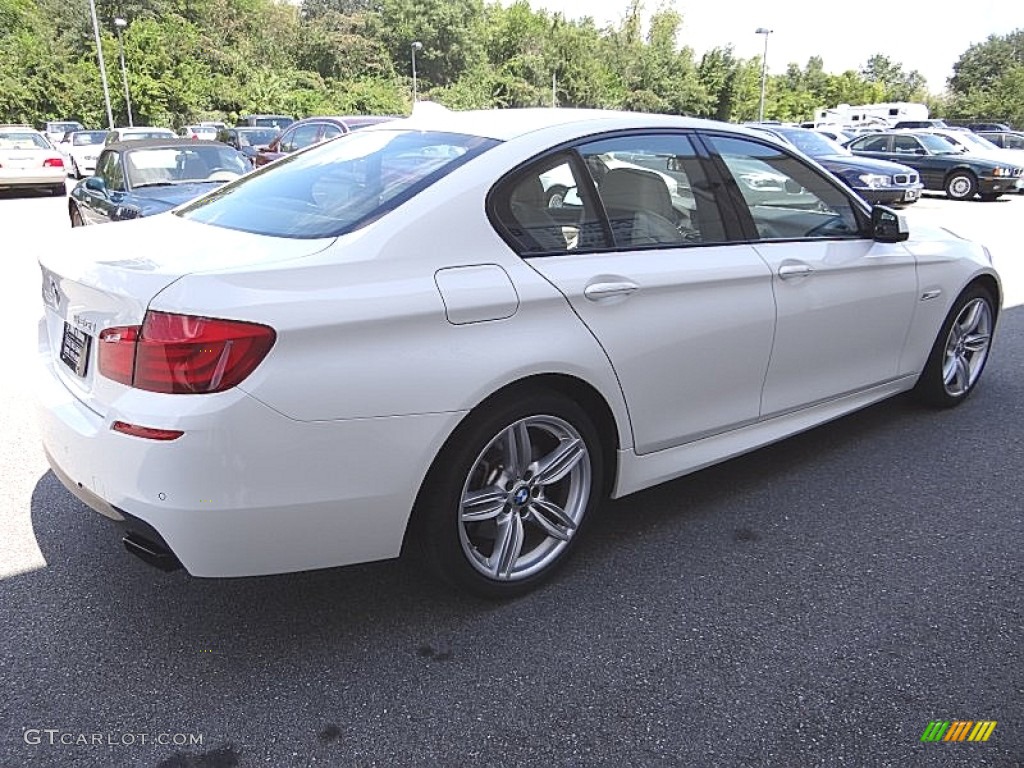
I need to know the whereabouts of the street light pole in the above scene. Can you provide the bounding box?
[88,0,114,129]
[114,18,133,127]
[755,27,773,123]
[411,41,423,103]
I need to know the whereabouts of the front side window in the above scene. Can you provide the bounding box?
[706,134,862,241]
[178,129,497,239]
[853,135,889,152]
[892,135,923,154]
[100,153,125,191]
[281,124,320,153]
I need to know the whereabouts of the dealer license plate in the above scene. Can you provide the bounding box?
[60,322,91,377]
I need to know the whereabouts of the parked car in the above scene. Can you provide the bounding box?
[68,139,249,226]
[846,131,1023,200]
[749,124,923,206]
[967,123,1012,133]
[104,127,177,145]
[42,120,85,146]
[37,109,1001,597]
[253,115,396,167]
[977,131,1024,150]
[919,128,1024,193]
[178,125,219,141]
[215,126,281,166]
[57,130,109,178]
[236,114,295,129]
[0,125,67,195]
[892,119,948,130]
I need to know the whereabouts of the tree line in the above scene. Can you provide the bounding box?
[1,0,1020,129]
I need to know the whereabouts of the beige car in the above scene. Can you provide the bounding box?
[0,125,67,196]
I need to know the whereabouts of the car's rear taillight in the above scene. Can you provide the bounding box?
[98,325,139,385]
[97,312,276,394]
[43,157,64,168]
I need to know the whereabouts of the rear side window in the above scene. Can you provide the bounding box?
[491,132,726,256]
[177,130,498,239]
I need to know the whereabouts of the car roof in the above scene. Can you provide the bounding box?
[104,139,229,151]
[378,106,736,142]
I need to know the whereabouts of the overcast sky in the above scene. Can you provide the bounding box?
[518,0,1024,93]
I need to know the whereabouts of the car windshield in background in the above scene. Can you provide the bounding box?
[125,146,249,187]
[48,122,82,134]
[0,132,49,149]
[775,129,848,157]
[253,117,293,128]
[177,130,499,239]
[237,128,279,147]
[72,131,108,146]
[918,134,961,154]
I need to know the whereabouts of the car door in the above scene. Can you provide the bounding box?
[79,151,120,224]
[493,132,777,454]
[891,134,944,189]
[702,133,919,417]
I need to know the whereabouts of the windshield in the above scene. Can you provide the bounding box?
[48,122,82,134]
[253,117,293,129]
[954,132,999,151]
[236,128,279,147]
[125,145,248,187]
[776,129,848,157]
[177,129,498,239]
[121,130,175,141]
[72,131,108,146]
[0,131,50,149]
[918,133,961,154]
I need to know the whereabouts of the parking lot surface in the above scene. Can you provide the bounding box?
[0,185,1021,767]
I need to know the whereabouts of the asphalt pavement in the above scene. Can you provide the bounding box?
[0,185,1021,767]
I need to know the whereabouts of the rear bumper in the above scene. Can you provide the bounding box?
[0,169,65,188]
[37,346,463,578]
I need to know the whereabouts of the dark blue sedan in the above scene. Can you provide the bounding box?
[748,125,924,206]
[69,139,249,226]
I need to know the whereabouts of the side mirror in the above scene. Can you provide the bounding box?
[914,148,927,155]
[784,178,803,194]
[84,176,106,194]
[871,205,909,243]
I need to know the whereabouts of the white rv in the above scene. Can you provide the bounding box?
[811,102,929,129]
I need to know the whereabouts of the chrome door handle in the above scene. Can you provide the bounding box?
[584,281,639,300]
[778,264,813,279]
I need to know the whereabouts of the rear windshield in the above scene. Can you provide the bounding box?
[177,129,498,239]
[72,131,108,146]
[251,117,294,129]
[0,132,49,149]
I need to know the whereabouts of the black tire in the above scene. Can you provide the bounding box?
[545,184,569,209]
[914,284,996,408]
[51,183,67,197]
[69,205,84,227]
[71,159,81,179]
[944,171,977,201]
[412,390,604,598]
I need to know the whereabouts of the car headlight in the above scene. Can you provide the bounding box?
[992,167,1012,177]
[857,173,892,188]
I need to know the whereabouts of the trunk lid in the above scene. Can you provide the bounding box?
[39,214,334,414]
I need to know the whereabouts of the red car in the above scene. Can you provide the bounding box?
[253,115,396,167]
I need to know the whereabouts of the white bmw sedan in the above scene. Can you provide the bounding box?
[37,108,1000,597]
